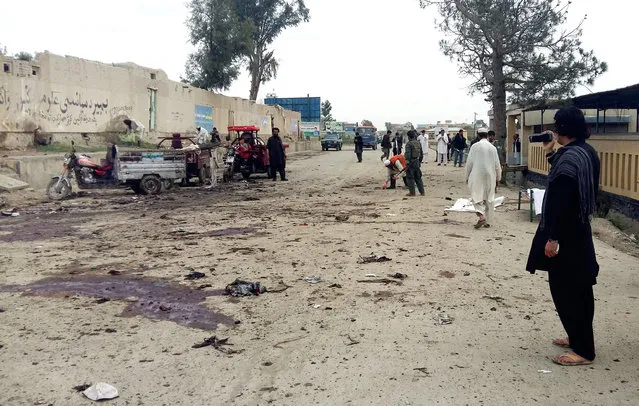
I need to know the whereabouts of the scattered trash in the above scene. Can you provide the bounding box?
[357,278,403,286]
[302,275,323,284]
[72,383,91,392]
[192,336,241,354]
[537,370,553,374]
[159,305,171,312]
[414,367,431,376]
[311,304,322,309]
[328,283,342,288]
[185,271,207,280]
[0,307,5,313]
[439,271,456,279]
[268,283,292,293]
[386,213,397,217]
[244,196,260,201]
[445,197,453,201]
[359,255,392,264]
[82,382,119,401]
[108,270,122,276]
[225,279,266,297]
[94,298,110,304]
[299,223,309,226]
[1,208,20,217]
[335,215,349,222]
[104,328,117,333]
[434,313,454,325]
[365,273,377,277]
[262,361,273,367]
[388,273,408,280]
[483,295,504,302]
[346,335,360,346]
[197,284,213,290]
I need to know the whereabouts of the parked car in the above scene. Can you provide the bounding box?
[321,133,343,151]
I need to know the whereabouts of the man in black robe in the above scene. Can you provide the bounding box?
[267,127,287,181]
[526,106,600,366]
[354,132,364,163]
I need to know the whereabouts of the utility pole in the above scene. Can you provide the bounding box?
[473,112,477,139]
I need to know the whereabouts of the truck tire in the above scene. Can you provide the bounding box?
[373,144,377,150]
[140,175,162,195]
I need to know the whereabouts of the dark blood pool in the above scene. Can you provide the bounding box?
[0,276,234,331]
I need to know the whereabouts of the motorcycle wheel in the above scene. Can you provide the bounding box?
[139,175,163,195]
[46,179,71,201]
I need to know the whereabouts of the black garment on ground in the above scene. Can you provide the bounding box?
[381,134,392,149]
[267,134,286,167]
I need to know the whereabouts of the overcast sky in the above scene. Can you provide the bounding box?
[1,0,636,127]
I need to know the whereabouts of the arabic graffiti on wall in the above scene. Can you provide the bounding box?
[0,83,127,130]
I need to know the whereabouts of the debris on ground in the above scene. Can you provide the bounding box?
[346,335,360,346]
[94,298,110,304]
[82,382,119,401]
[197,284,213,290]
[434,313,454,325]
[335,215,349,222]
[388,273,408,280]
[364,273,377,277]
[302,275,323,284]
[483,295,504,302]
[185,271,207,280]
[358,255,392,264]
[269,283,292,293]
[108,270,122,276]
[537,370,553,374]
[244,196,260,201]
[192,336,241,354]
[1,208,19,217]
[72,383,91,392]
[414,367,431,376]
[225,279,266,296]
[328,283,342,288]
[356,278,403,286]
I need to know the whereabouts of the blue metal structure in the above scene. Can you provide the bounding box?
[264,96,321,123]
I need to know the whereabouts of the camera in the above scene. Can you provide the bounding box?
[528,132,553,143]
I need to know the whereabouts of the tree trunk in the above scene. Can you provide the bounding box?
[491,52,508,179]
[248,48,261,101]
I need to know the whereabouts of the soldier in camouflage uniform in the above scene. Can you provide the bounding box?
[404,130,425,197]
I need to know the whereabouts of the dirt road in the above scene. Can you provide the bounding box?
[1,146,638,405]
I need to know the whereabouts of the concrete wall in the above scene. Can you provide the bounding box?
[0,52,301,149]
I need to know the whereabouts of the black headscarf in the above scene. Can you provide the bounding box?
[540,141,597,230]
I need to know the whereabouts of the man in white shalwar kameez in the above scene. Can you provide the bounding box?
[436,130,449,165]
[465,129,502,229]
[418,130,429,164]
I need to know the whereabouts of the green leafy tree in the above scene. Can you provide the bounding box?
[183,0,250,91]
[418,0,607,162]
[14,51,33,61]
[236,0,310,101]
[321,100,333,122]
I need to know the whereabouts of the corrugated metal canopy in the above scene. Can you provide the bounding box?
[572,83,639,110]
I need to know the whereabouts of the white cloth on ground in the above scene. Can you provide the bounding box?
[444,197,505,213]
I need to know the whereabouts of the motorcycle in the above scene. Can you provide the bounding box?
[46,142,117,200]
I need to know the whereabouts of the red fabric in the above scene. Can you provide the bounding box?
[390,155,406,168]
